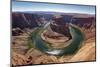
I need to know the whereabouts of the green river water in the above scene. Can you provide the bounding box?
[30,24,85,56]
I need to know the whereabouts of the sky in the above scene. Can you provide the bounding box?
[12,1,96,14]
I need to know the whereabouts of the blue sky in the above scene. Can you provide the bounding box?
[12,1,96,14]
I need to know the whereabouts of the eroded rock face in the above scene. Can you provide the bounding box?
[12,13,39,29]
[12,28,24,36]
[50,16,72,39]
[12,12,95,37]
